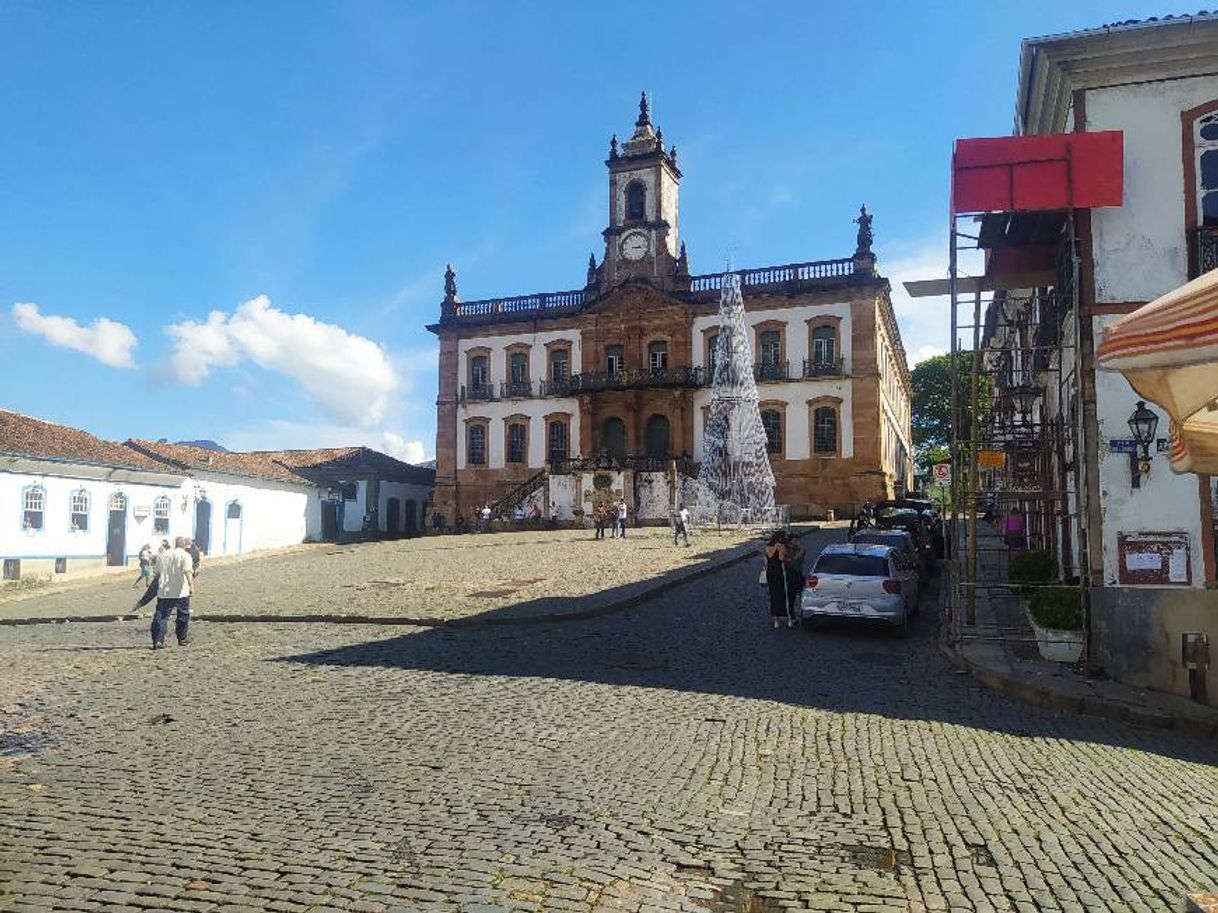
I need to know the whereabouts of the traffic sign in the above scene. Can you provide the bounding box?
[933,463,952,484]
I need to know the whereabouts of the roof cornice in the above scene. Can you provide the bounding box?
[1017,13,1218,135]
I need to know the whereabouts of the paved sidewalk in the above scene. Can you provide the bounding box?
[946,523,1218,740]
[0,525,835,629]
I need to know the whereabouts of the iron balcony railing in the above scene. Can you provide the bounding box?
[802,357,844,377]
[1193,226,1218,278]
[500,380,535,399]
[459,383,496,402]
[540,366,703,394]
[754,360,789,382]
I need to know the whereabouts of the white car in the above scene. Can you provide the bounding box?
[799,543,920,632]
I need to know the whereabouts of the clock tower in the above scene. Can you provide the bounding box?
[601,92,685,291]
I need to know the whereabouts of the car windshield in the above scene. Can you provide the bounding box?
[878,508,918,519]
[854,533,908,550]
[815,553,890,576]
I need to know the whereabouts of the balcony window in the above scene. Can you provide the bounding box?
[549,348,569,381]
[812,326,836,365]
[648,340,668,371]
[759,330,781,367]
[707,333,719,379]
[606,345,624,377]
[470,354,489,386]
[509,352,529,383]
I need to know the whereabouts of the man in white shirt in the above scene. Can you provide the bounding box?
[673,505,690,547]
[140,536,195,649]
[616,499,628,539]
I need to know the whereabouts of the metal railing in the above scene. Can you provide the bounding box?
[500,380,534,399]
[753,360,789,382]
[803,357,844,377]
[459,383,496,402]
[540,366,703,394]
[549,454,700,476]
[1193,226,1218,278]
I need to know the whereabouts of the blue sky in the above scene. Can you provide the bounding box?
[0,0,1166,460]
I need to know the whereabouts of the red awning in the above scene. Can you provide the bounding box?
[952,132,1124,215]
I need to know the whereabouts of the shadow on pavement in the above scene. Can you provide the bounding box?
[276,537,1218,766]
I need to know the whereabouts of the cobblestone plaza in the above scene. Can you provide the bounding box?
[2,529,1218,912]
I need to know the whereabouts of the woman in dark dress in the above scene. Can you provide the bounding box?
[782,532,806,625]
[764,531,789,629]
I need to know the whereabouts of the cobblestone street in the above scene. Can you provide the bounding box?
[3,528,1218,912]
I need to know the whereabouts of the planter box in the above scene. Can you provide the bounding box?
[1025,607,1084,663]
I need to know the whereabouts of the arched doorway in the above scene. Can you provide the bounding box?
[602,417,627,459]
[194,499,212,554]
[645,414,671,459]
[404,500,418,537]
[386,498,401,537]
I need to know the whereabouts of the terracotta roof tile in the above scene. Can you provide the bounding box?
[0,409,171,472]
[127,439,309,484]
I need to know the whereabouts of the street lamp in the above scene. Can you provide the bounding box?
[1128,400,1159,488]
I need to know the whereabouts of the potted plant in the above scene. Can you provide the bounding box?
[1008,549,1054,594]
[1026,586,1084,663]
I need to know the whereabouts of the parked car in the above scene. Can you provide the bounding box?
[850,528,929,581]
[875,507,936,563]
[875,498,944,558]
[800,543,920,633]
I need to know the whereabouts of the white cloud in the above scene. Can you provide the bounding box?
[164,295,397,427]
[12,302,138,368]
[881,236,985,366]
[381,431,426,464]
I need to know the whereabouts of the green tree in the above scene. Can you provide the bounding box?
[911,352,992,460]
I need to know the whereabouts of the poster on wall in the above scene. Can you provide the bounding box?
[1116,531,1192,585]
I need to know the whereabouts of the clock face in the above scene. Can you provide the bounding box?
[620,231,649,261]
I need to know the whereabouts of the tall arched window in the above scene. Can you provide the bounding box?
[812,325,837,366]
[549,347,569,381]
[605,344,624,377]
[602,417,627,459]
[547,419,569,464]
[707,333,719,378]
[761,410,783,454]
[1196,111,1218,227]
[626,181,646,221]
[645,414,671,459]
[507,422,527,464]
[813,407,838,455]
[759,330,781,366]
[468,423,487,466]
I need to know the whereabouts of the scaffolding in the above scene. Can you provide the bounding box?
[936,131,1123,661]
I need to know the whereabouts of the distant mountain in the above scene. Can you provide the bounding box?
[418,459,436,469]
[177,439,229,452]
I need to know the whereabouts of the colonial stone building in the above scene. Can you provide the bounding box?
[428,95,912,523]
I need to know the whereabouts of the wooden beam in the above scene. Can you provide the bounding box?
[903,270,1057,298]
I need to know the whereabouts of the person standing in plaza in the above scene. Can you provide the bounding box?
[616,498,628,538]
[593,502,607,540]
[479,504,491,532]
[673,505,690,547]
[133,536,195,648]
[764,531,790,629]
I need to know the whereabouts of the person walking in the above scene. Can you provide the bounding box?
[133,536,195,649]
[782,532,805,626]
[673,505,690,547]
[764,531,789,629]
[616,499,628,539]
[133,543,154,589]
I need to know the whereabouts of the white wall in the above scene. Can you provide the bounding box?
[1093,315,1206,588]
[691,379,853,461]
[187,478,309,557]
[377,481,432,534]
[690,301,854,374]
[1087,75,1218,303]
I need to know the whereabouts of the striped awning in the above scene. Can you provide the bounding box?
[1097,268,1218,474]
